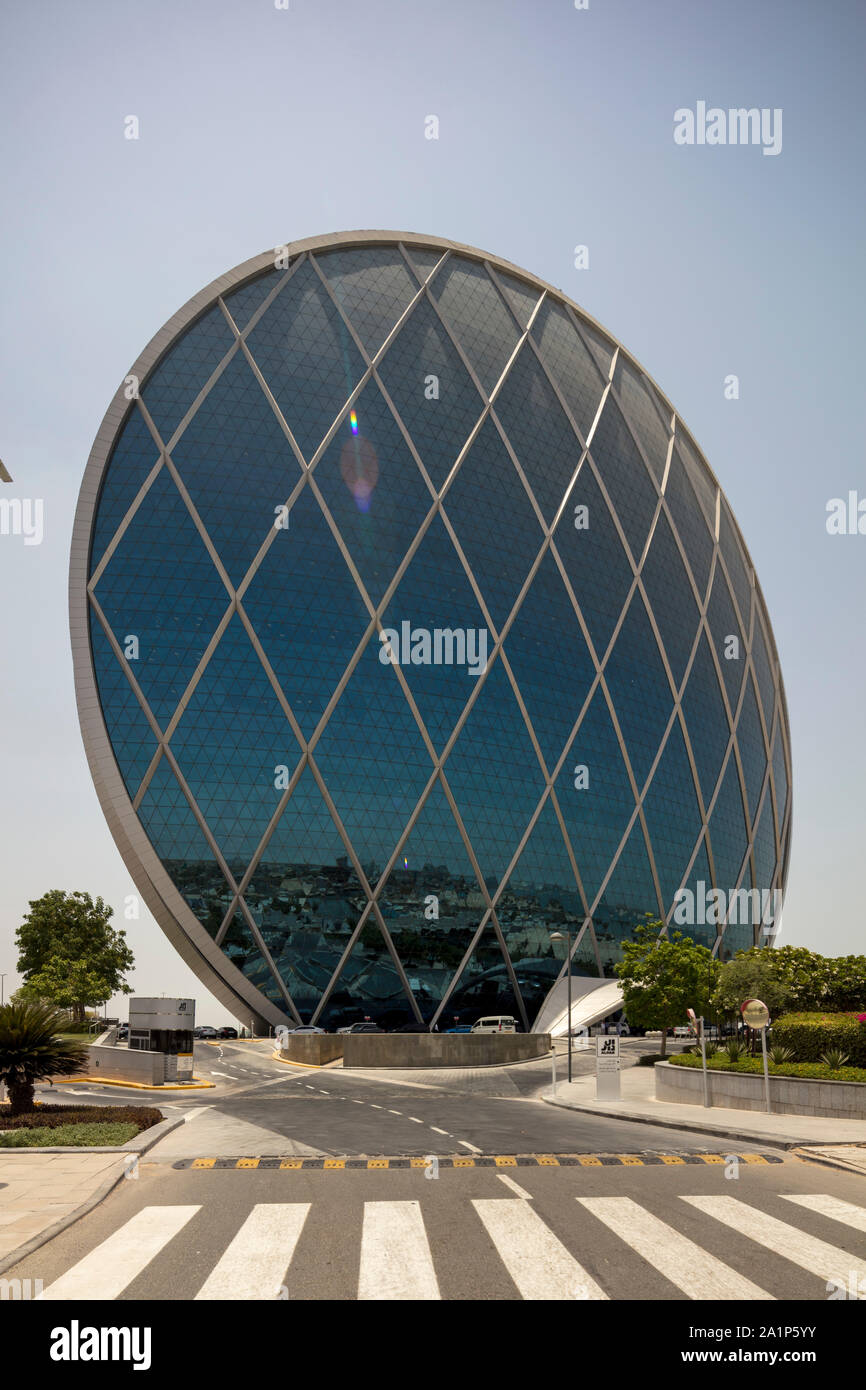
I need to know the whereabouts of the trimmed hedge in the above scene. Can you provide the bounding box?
[0,1122,139,1148]
[668,1053,866,1084]
[0,1105,163,1132]
[771,1012,866,1066]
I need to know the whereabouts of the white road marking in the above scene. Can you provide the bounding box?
[497,1174,533,1200]
[473,1199,606,1300]
[578,1197,773,1300]
[430,1126,449,1135]
[38,1206,201,1301]
[782,1193,866,1233]
[359,1201,439,1300]
[183,1107,211,1124]
[409,1117,423,1124]
[195,1204,310,1300]
[210,1071,237,1079]
[683,1196,866,1288]
[458,1140,482,1153]
[352,1099,365,1104]
[370,1103,383,1110]
[388,1110,402,1116]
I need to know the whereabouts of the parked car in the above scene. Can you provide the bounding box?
[672,1026,691,1038]
[445,1024,472,1033]
[337,1021,383,1034]
[217,1026,238,1039]
[196,1025,219,1039]
[397,1021,429,1033]
[471,1015,518,1034]
[117,1024,129,1039]
[287,1025,325,1034]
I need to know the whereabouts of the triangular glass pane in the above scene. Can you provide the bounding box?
[243,764,365,1022]
[680,630,731,807]
[90,406,161,575]
[640,509,700,690]
[707,751,749,897]
[554,686,639,910]
[752,787,777,898]
[591,820,660,969]
[377,778,489,1022]
[94,466,230,729]
[170,351,303,585]
[663,447,714,599]
[735,672,769,827]
[312,633,435,888]
[441,922,522,1028]
[574,316,614,377]
[668,839,718,951]
[676,434,717,534]
[641,718,704,914]
[706,566,746,715]
[377,294,486,492]
[311,377,434,605]
[530,299,607,442]
[495,797,587,1022]
[493,267,542,329]
[221,906,290,1013]
[136,753,234,937]
[442,414,545,634]
[750,607,776,732]
[554,462,634,659]
[502,549,596,772]
[319,918,415,1030]
[169,612,301,882]
[612,356,671,485]
[91,616,158,799]
[379,513,490,756]
[443,657,548,888]
[603,589,674,793]
[405,246,445,281]
[241,483,371,742]
[141,306,235,446]
[719,501,752,631]
[315,246,418,360]
[245,257,367,462]
[221,269,284,334]
[771,722,789,831]
[492,339,584,524]
[428,257,520,395]
[588,393,659,563]
[640,371,673,435]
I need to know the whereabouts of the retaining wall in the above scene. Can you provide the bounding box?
[656,1061,866,1118]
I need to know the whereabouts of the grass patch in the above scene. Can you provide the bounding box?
[668,1054,866,1083]
[0,1122,140,1148]
[0,1105,162,1132]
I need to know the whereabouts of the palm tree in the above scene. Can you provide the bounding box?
[0,1002,89,1116]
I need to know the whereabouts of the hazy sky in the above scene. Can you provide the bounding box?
[1,0,863,1024]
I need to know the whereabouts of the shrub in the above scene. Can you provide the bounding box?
[669,1054,866,1083]
[772,1013,866,1066]
[725,1040,745,1062]
[0,1105,162,1132]
[769,1044,795,1066]
[637,1053,667,1066]
[703,1041,718,1058]
[820,1048,850,1071]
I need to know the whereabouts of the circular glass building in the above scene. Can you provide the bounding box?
[70,231,791,1032]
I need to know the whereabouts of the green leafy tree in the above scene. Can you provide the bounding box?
[615,917,719,1057]
[713,951,794,1019]
[16,890,134,1023]
[0,1002,89,1114]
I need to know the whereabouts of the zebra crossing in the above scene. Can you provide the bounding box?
[34,1191,866,1302]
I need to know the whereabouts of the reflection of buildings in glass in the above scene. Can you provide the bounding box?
[71,232,792,1032]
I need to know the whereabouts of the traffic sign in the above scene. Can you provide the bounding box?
[741,998,770,1030]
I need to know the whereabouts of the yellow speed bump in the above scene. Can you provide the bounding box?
[192,1158,216,1168]
[453,1157,475,1167]
[700,1154,725,1164]
[537,1155,559,1166]
[659,1155,685,1165]
[410,1158,428,1168]
[494,1156,517,1166]
[619,1156,644,1166]
[324,1159,346,1169]
[236,1158,260,1169]
[279,1159,303,1169]
[742,1154,768,1163]
[367,1159,389,1169]
[577,1156,602,1166]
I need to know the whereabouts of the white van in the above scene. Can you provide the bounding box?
[471,1015,518,1034]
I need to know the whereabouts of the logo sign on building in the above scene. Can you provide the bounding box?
[741,998,770,1030]
[596,1035,620,1071]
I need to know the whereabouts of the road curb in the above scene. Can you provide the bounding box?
[540,1094,811,1151]
[792,1146,866,1177]
[52,1076,215,1091]
[0,1115,186,1277]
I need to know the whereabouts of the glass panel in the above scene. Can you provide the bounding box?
[752,786,777,898]
[602,589,674,793]
[588,394,659,564]
[574,316,614,377]
[442,414,545,634]
[680,630,731,808]
[377,295,486,492]
[641,718,703,914]
[592,820,660,975]
[379,512,491,756]
[319,919,415,1030]
[663,448,714,599]
[170,350,303,586]
[241,483,371,743]
[735,673,768,829]
[705,565,746,715]
[502,549,596,772]
[668,839,720,951]
[94,466,230,730]
[707,751,749,898]
[429,257,520,395]
[750,606,776,732]
[404,246,445,281]
[221,907,290,1013]
[168,612,301,882]
[92,617,157,799]
[141,306,235,446]
[440,923,523,1028]
[771,722,789,831]
[245,258,367,462]
[676,433,717,534]
[554,462,634,660]
[312,377,434,605]
[90,406,160,575]
[492,339,584,525]
[719,501,752,631]
[640,509,700,690]
[221,270,284,334]
[493,267,542,329]
[314,246,419,359]
[530,298,607,443]
[612,357,670,485]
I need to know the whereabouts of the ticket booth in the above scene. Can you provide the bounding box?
[128,998,195,1081]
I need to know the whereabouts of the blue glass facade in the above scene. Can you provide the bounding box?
[75,234,791,1030]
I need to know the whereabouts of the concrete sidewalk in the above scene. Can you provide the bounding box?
[0,1152,127,1267]
[542,1063,866,1151]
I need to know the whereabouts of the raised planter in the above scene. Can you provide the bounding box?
[342,1032,550,1069]
[655,1061,866,1118]
[277,1034,344,1066]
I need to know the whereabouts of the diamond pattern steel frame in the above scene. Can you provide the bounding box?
[70,231,792,1030]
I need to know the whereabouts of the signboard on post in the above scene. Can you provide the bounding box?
[596,1034,621,1100]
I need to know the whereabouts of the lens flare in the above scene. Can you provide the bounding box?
[340,433,378,512]
[349,410,359,435]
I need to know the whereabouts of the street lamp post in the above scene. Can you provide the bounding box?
[0,974,6,1006]
[550,929,573,1084]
